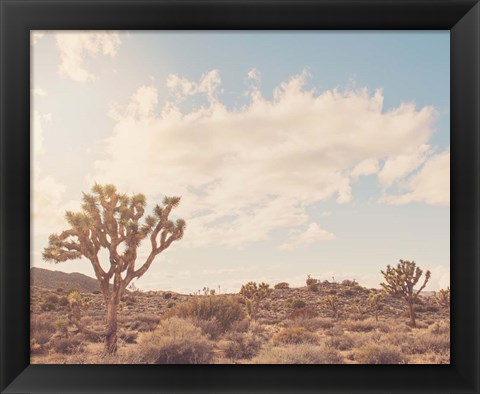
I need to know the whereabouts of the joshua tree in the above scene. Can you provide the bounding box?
[436,287,450,308]
[368,291,383,322]
[326,295,340,319]
[239,281,272,320]
[380,260,431,328]
[43,183,186,353]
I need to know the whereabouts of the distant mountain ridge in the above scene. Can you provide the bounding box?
[31,267,101,293]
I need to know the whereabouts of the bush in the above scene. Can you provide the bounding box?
[46,294,59,304]
[194,317,224,340]
[125,314,160,332]
[132,317,214,364]
[166,302,175,309]
[328,334,354,351]
[119,330,138,344]
[163,292,172,299]
[166,295,245,333]
[341,279,357,287]
[355,343,405,364]
[253,344,342,364]
[40,301,55,311]
[290,306,318,320]
[31,315,56,345]
[296,317,334,331]
[52,336,84,354]
[402,331,450,355]
[306,275,319,286]
[307,284,319,292]
[223,332,262,359]
[287,299,307,309]
[58,296,69,307]
[274,282,290,290]
[273,327,318,345]
[343,318,377,332]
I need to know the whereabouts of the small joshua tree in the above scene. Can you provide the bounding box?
[43,183,185,353]
[436,287,450,308]
[380,260,431,328]
[239,281,272,320]
[368,291,383,322]
[326,295,340,319]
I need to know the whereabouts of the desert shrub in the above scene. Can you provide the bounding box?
[132,317,214,364]
[166,302,175,309]
[56,287,64,294]
[230,318,250,333]
[290,307,318,320]
[402,331,450,355]
[194,317,224,339]
[307,284,319,292]
[166,295,245,333]
[355,343,405,364]
[428,321,450,335]
[341,279,358,287]
[343,318,377,332]
[54,318,69,336]
[328,334,355,351]
[30,338,42,353]
[273,327,318,345]
[58,296,69,307]
[123,314,160,332]
[52,336,84,354]
[253,344,342,364]
[41,301,55,311]
[287,299,306,309]
[119,329,138,344]
[31,315,56,345]
[223,332,262,359]
[297,317,334,331]
[46,294,59,304]
[163,292,172,299]
[306,275,319,286]
[274,282,290,290]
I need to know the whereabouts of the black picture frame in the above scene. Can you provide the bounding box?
[1,0,479,393]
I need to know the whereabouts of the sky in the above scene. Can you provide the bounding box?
[31,31,450,294]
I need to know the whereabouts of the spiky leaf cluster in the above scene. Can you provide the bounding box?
[436,287,450,308]
[380,260,431,302]
[42,183,186,288]
[239,281,272,302]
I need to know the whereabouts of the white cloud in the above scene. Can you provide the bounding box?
[33,87,47,97]
[31,111,68,235]
[247,67,261,82]
[55,31,121,82]
[91,70,439,249]
[166,70,221,102]
[381,148,450,206]
[280,223,335,251]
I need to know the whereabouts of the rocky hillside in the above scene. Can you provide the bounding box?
[31,267,102,293]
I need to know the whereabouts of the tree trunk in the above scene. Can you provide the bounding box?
[408,300,416,328]
[104,299,118,354]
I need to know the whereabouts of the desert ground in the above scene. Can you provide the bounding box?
[30,268,450,364]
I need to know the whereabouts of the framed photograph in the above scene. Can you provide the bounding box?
[1,0,479,393]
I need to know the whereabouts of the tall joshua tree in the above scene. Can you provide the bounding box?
[43,184,186,353]
[380,260,431,328]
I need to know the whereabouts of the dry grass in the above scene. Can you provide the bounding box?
[30,285,450,365]
[253,344,342,364]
